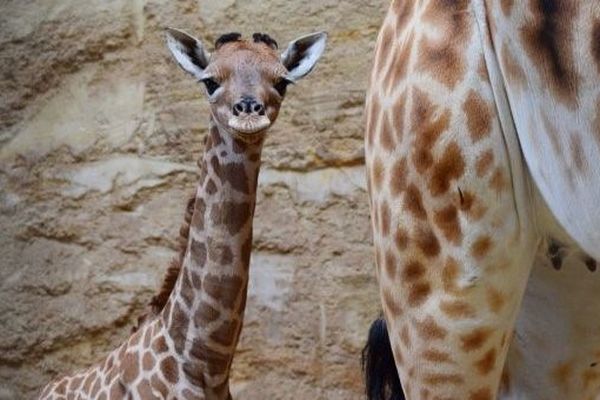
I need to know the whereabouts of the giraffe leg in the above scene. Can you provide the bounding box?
[364,1,546,397]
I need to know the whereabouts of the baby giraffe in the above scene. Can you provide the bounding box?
[39,28,326,400]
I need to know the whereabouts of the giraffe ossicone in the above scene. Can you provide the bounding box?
[39,28,326,400]
[363,1,600,399]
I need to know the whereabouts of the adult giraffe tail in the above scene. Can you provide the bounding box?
[362,317,405,400]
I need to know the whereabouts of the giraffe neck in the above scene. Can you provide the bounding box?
[161,117,264,396]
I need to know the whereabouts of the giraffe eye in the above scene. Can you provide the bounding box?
[201,78,220,95]
[274,78,292,97]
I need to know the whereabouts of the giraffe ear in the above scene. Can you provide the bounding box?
[281,31,327,82]
[165,27,210,80]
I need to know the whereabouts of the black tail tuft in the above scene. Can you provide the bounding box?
[361,317,405,400]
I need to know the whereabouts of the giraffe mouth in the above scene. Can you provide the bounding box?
[228,115,271,135]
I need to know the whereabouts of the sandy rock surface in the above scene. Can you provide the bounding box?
[0,1,387,398]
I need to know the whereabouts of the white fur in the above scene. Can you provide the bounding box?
[281,32,328,82]
[165,27,210,80]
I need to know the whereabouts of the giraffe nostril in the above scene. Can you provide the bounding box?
[253,103,265,115]
[233,103,244,115]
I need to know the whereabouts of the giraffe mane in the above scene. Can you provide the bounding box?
[132,191,195,332]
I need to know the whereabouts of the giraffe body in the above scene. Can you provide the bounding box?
[39,29,326,400]
[364,1,600,399]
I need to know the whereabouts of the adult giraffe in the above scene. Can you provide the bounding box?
[363,1,600,399]
[39,29,326,399]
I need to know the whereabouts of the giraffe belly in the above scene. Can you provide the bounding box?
[503,192,600,399]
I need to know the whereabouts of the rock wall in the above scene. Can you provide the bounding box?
[0,1,387,398]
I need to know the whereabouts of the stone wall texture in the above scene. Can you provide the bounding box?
[0,1,387,398]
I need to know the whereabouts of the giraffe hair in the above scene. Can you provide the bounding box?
[362,317,405,400]
[215,32,242,49]
[252,33,278,49]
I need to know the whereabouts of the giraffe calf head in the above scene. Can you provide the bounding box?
[166,28,327,141]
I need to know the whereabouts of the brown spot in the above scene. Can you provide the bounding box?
[477,55,490,82]
[419,0,472,88]
[383,288,403,316]
[463,90,492,142]
[500,0,514,15]
[400,324,412,348]
[582,368,600,390]
[486,287,506,313]
[475,348,497,375]
[404,184,427,219]
[189,339,231,376]
[151,374,169,397]
[190,239,207,268]
[206,237,234,265]
[221,162,249,194]
[551,360,573,390]
[205,179,217,195]
[210,320,239,347]
[143,326,152,348]
[142,352,155,371]
[520,0,579,106]
[593,20,600,75]
[121,352,140,384]
[489,167,508,194]
[210,200,252,236]
[423,373,465,386]
[130,329,142,347]
[408,282,431,307]
[501,43,526,88]
[402,260,426,281]
[412,316,448,340]
[379,200,391,237]
[390,157,408,195]
[167,302,188,354]
[180,272,195,308]
[384,250,398,278]
[442,258,461,294]
[371,157,385,192]
[203,274,244,309]
[109,381,126,399]
[152,336,168,353]
[367,96,382,148]
[471,235,493,259]
[137,380,158,400]
[195,300,220,327]
[160,356,179,384]
[422,348,452,363]
[440,300,476,319]
[379,113,396,151]
[470,387,493,400]
[460,328,493,352]
[429,142,466,196]
[393,0,415,30]
[415,228,440,258]
[476,150,494,177]
[411,89,451,174]
[434,205,462,244]
[394,227,409,250]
